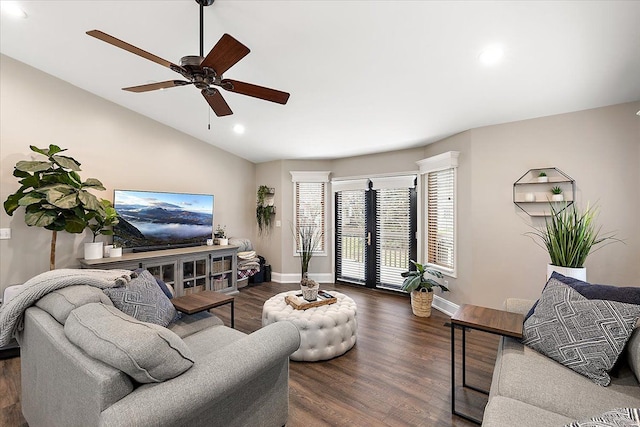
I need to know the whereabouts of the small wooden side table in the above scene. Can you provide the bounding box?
[172,290,235,328]
[450,304,523,424]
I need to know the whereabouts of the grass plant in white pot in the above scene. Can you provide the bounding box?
[527,202,620,280]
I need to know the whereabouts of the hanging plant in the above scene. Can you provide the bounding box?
[256,185,275,235]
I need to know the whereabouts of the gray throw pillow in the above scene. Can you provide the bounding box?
[65,303,194,383]
[104,270,176,327]
[564,408,640,427]
[522,279,640,386]
[35,285,114,324]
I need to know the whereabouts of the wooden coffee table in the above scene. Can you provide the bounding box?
[450,304,523,424]
[172,290,235,328]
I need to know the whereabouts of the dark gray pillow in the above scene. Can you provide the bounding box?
[36,285,114,324]
[522,279,640,386]
[104,270,176,327]
[564,408,640,427]
[65,303,194,383]
[525,272,640,322]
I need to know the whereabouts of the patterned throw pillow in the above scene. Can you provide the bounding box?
[522,279,640,386]
[564,408,640,427]
[104,270,177,327]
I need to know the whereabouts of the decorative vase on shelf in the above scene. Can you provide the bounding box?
[524,193,536,202]
[109,247,122,257]
[551,194,564,202]
[84,242,103,260]
[300,272,319,301]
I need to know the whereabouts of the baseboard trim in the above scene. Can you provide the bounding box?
[271,272,333,284]
[432,295,459,317]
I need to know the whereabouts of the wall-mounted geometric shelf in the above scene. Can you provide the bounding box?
[513,167,575,216]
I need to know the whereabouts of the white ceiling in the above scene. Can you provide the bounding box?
[1,1,639,163]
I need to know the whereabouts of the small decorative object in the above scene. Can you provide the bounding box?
[526,202,621,280]
[206,238,214,246]
[525,192,536,202]
[84,242,103,260]
[257,185,276,235]
[295,223,323,301]
[550,186,563,201]
[3,145,113,269]
[109,245,122,257]
[214,224,228,245]
[537,171,548,183]
[104,245,113,257]
[400,260,449,317]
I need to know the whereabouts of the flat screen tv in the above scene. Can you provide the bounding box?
[113,190,214,252]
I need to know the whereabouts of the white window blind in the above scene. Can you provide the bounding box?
[295,181,326,253]
[427,168,455,270]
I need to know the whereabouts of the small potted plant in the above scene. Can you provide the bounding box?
[537,171,548,183]
[84,199,119,259]
[400,260,449,317]
[109,243,123,258]
[215,224,228,245]
[294,224,323,301]
[550,186,563,201]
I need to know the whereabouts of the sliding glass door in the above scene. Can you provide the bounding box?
[335,176,417,290]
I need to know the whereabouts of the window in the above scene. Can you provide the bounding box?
[291,171,330,255]
[417,152,459,275]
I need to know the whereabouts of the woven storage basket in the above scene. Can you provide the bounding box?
[410,289,434,317]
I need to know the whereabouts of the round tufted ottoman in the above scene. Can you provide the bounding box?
[262,290,357,362]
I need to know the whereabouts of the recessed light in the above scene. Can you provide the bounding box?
[1,1,27,18]
[478,45,504,66]
[233,124,245,135]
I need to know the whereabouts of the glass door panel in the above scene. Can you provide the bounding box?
[336,190,367,284]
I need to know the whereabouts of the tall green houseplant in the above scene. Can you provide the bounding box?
[527,202,619,268]
[3,145,112,270]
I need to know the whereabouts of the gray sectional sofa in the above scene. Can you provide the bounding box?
[482,298,640,426]
[17,284,301,427]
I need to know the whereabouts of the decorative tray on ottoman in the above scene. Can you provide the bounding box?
[285,291,337,310]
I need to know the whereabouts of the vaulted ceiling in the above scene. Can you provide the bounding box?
[1,1,639,163]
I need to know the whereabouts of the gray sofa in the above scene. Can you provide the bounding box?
[18,286,301,427]
[482,298,640,426]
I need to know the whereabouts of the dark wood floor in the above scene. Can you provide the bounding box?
[0,282,499,427]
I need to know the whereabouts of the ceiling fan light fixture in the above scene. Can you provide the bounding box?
[1,1,27,18]
[233,124,245,135]
[478,45,504,66]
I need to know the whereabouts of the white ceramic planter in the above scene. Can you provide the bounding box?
[84,242,103,260]
[537,176,548,183]
[551,194,564,202]
[218,238,229,246]
[547,264,586,281]
[109,247,122,257]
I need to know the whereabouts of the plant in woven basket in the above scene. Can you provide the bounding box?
[401,260,448,317]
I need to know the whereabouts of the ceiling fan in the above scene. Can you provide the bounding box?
[86,0,289,117]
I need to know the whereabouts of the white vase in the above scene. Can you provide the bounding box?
[537,176,548,183]
[218,238,229,246]
[524,193,536,202]
[84,242,103,260]
[109,247,122,257]
[547,264,586,281]
[551,194,564,201]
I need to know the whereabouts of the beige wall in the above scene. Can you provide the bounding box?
[0,55,256,294]
[256,103,640,310]
[3,54,638,310]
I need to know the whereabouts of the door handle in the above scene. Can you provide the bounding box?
[367,232,371,246]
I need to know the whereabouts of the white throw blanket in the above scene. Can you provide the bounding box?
[0,268,135,347]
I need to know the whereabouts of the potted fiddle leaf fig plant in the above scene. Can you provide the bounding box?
[401,260,449,317]
[3,144,110,269]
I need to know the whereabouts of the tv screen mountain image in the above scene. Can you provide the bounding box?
[113,190,214,250]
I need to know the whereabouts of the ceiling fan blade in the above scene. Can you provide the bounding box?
[86,30,186,74]
[202,90,233,117]
[222,79,290,105]
[123,80,191,93]
[201,34,250,76]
